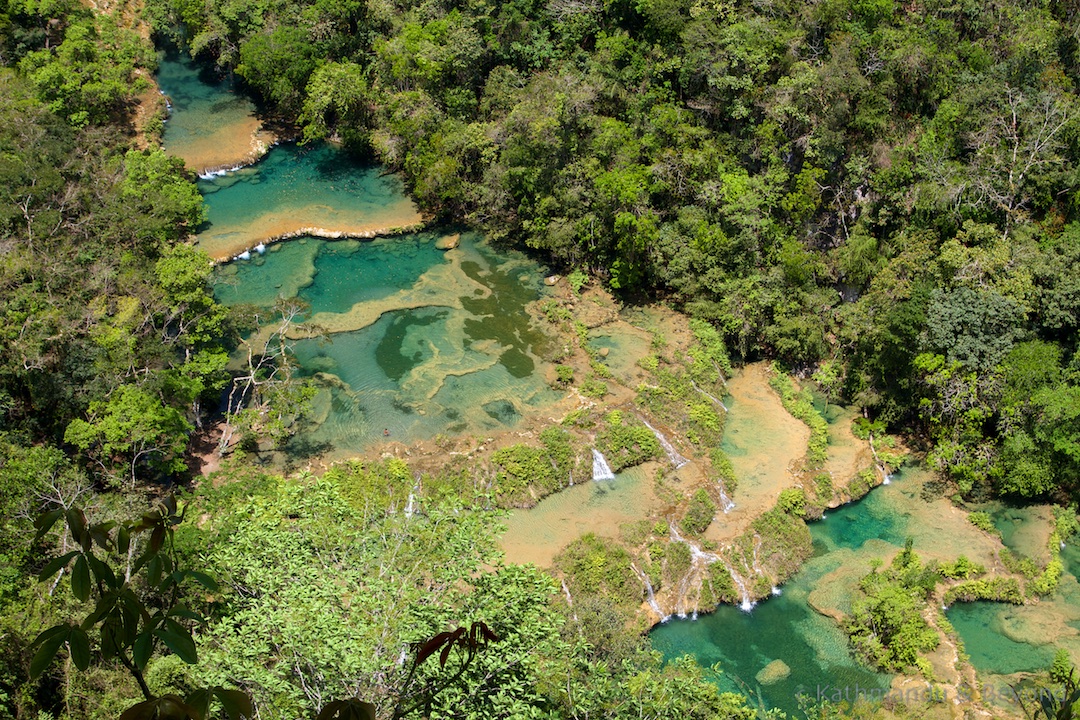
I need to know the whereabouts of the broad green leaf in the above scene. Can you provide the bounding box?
[185,688,211,720]
[133,629,155,669]
[185,570,218,592]
[30,628,69,678]
[38,550,80,582]
[119,695,199,720]
[89,521,115,550]
[66,507,87,546]
[71,554,91,601]
[87,553,118,589]
[168,606,205,624]
[155,621,197,664]
[68,627,91,670]
[33,508,64,541]
[148,555,163,587]
[214,688,253,720]
[117,525,131,554]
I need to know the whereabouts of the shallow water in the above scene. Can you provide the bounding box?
[719,365,809,516]
[500,465,659,568]
[156,45,269,174]
[651,483,902,716]
[946,534,1080,679]
[197,144,422,260]
[214,232,560,455]
[651,463,1015,716]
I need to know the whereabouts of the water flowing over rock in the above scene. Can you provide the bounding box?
[592,449,616,481]
[718,483,736,513]
[667,525,728,617]
[639,417,689,469]
[692,380,728,412]
[631,563,670,622]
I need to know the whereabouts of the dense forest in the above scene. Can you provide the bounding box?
[143,0,1080,498]
[1,0,1080,716]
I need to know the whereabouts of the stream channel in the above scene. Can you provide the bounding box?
[158,46,1076,718]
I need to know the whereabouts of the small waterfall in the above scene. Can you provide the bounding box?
[404,492,416,518]
[882,474,892,485]
[592,449,616,481]
[561,579,574,607]
[718,483,736,513]
[667,525,725,617]
[692,380,729,412]
[771,586,782,596]
[640,418,689,469]
[723,561,755,612]
[630,563,670,622]
[751,535,764,577]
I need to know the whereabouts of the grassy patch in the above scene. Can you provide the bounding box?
[769,370,829,468]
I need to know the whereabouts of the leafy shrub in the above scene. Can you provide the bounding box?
[938,556,986,580]
[845,541,942,672]
[555,534,640,608]
[596,412,660,472]
[681,489,717,535]
[580,377,608,399]
[943,576,1024,605]
[968,511,1001,536]
[777,488,806,517]
[769,371,829,468]
[567,268,588,294]
[710,447,738,494]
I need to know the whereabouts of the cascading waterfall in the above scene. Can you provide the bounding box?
[639,417,689,469]
[725,561,756,612]
[631,563,670,622]
[592,449,616,481]
[667,525,727,617]
[718,483,736,513]
[404,492,416,519]
[691,380,729,412]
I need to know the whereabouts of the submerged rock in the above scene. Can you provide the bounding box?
[435,233,460,250]
[755,659,791,685]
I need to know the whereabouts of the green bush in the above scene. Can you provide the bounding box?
[943,576,1024,605]
[845,541,942,672]
[938,556,986,580]
[710,447,738,494]
[769,372,829,468]
[968,511,1001,536]
[777,488,807,517]
[681,489,717,535]
[554,533,640,609]
[581,377,608,399]
[596,412,660,472]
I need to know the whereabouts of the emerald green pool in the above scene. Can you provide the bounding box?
[156,42,268,175]
[213,230,559,455]
[196,144,420,260]
[651,485,898,717]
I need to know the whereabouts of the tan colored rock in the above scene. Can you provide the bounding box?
[755,659,791,686]
[545,275,560,286]
[435,233,460,250]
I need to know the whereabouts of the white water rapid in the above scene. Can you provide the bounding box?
[592,449,616,481]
